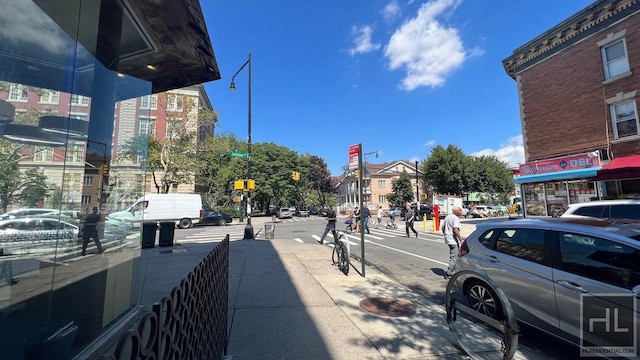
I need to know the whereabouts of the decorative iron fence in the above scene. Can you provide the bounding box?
[95,235,229,359]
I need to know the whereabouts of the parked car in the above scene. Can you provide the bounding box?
[0,208,59,220]
[308,206,319,215]
[468,205,495,218]
[0,217,79,255]
[561,199,640,221]
[295,207,310,217]
[388,206,403,218]
[400,204,433,221]
[199,210,233,226]
[277,207,292,219]
[454,217,640,354]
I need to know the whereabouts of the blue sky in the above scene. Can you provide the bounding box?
[201,0,593,176]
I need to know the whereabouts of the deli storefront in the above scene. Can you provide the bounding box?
[515,152,602,217]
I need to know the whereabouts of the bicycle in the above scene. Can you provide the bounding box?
[344,217,357,233]
[328,229,349,275]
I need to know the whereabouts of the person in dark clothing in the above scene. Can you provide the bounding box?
[81,206,103,256]
[362,205,371,234]
[318,206,337,245]
[405,203,418,238]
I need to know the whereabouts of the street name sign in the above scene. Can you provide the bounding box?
[230,151,248,158]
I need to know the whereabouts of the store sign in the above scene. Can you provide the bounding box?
[519,152,600,176]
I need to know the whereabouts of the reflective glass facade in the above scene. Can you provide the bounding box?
[0,2,152,357]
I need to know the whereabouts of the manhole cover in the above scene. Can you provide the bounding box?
[359,297,416,317]
[157,249,188,254]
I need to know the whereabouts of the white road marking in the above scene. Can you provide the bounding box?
[364,239,448,266]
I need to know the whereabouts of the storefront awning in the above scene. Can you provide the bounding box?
[591,155,640,181]
[515,167,600,184]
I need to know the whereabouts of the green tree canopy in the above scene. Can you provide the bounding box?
[386,171,414,206]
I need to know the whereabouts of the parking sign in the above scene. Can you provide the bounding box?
[348,144,359,170]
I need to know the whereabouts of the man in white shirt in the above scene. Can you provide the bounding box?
[441,206,464,278]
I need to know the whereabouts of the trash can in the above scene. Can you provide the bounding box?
[264,223,275,239]
[24,322,78,360]
[159,222,175,247]
[142,222,157,248]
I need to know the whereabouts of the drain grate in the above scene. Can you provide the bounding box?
[359,297,416,317]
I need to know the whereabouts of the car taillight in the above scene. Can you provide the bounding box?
[459,241,469,257]
[200,209,203,218]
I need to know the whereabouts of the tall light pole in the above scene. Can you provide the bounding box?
[230,52,254,240]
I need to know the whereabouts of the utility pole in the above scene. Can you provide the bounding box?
[415,160,420,204]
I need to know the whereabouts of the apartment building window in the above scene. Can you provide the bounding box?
[598,30,630,80]
[71,94,90,106]
[167,94,183,112]
[8,84,28,102]
[611,100,639,139]
[378,195,387,203]
[378,180,386,188]
[139,116,156,136]
[39,90,60,104]
[66,143,83,163]
[140,94,158,110]
[33,147,53,162]
[83,176,93,186]
[82,195,92,204]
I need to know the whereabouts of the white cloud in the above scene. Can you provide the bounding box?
[471,135,525,168]
[383,0,471,90]
[382,1,401,23]
[423,140,436,147]
[349,25,381,56]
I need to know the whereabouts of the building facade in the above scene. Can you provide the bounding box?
[0,1,220,358]
[503,0,640,216]
[336,160,426,213]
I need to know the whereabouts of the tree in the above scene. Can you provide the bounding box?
[306,155,333,206]
[422,145,472,195]
[386,171,414,206]
[468,155,514,200]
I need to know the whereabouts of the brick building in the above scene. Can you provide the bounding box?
[503,0,640,216]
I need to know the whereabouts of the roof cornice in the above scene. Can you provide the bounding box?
[503,0,640,78]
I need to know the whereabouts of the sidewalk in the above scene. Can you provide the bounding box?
[223,217,543,360]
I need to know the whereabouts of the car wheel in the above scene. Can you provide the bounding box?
[217,219,226,226]
[178,218,192,229]
[466,280,503,320]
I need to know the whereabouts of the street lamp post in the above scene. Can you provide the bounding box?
[230,53,254,240]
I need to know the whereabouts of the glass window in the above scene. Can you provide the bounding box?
[81,195,92,204]
[572,205,606,218]
[167,94,183,112]
[610,100,639,139]
[140,94,158,110]
[495,228,546,263]
[478,229,496,248]
[558,232,640,289]
[601,39,630,80]
[8,83,28,102]
[71,94,90,106]
[610,205,640,220]
[139,116,156,136]
[378,180,385,188]
[39,90,60,104]
[378,195,387,203]
[83,176,93,186]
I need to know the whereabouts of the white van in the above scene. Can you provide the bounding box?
[108,193,203,229]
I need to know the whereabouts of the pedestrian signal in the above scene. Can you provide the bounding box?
[98,164,109,174]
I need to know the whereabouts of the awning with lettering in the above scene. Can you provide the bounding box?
[591,155,640,181]
[515,167,601,184]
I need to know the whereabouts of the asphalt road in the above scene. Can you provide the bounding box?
[175,216,586,360]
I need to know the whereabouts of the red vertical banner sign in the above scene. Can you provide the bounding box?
[348,144,359,170]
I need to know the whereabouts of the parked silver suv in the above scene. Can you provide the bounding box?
[454,217,640,355]
[561,199,640,221]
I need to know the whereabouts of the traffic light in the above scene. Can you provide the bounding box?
[246,179,255,190]
[98,164,109,174]
[291,171,300,181]
[355,170,360,179]
[295,172,300,181]
[234,180,244,190]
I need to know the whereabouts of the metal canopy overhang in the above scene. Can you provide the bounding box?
[515,168,601,184]
[2,0,220,100]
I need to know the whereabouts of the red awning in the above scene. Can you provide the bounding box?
[593,155,640,181]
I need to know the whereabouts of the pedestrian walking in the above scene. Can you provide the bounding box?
[362,205,371,234]
[318,206,337,245]
[441,206,465,278]
[404,203,418,238]
[81,206,103,256]
[353,206,361,232]
[376,205,384,228]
